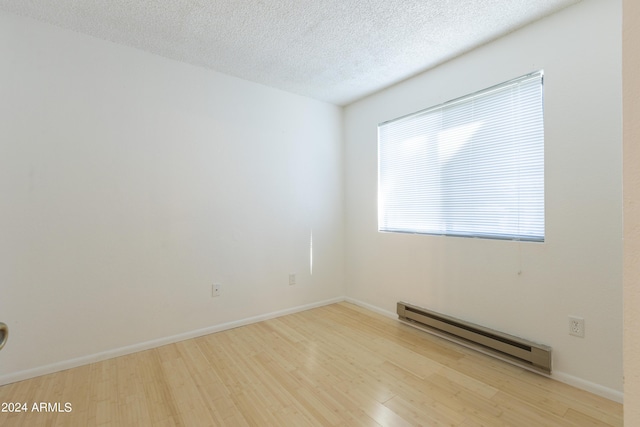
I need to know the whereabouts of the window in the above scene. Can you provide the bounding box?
[378,71,544,242]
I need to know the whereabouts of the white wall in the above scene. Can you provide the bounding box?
[0,10,344,382]
[0,0,626,404]
[344,0,622,399]
[623,0,640,420]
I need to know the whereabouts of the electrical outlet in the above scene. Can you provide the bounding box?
[569,316,585,338]
[289,273,296,286]
[212,283,221,297]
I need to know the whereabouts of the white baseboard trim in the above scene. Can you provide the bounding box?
[552,371,623,404]
[344,297,624,404]
[343,297,397,319]
[0,296,345,387]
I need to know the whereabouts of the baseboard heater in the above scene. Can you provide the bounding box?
[397,302,551,374]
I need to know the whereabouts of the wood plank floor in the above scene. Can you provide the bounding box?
[0,302,623,426]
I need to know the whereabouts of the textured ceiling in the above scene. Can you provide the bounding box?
[0,0,581,105]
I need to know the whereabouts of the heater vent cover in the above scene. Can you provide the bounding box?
[397,302,551,374]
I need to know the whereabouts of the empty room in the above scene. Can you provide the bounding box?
[1,0,638,425]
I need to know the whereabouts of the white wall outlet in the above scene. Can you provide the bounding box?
[569,316,585,338]
[212,283,221,297]
[289,273,296,286]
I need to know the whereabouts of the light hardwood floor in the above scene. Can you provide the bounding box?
[0,302,623,426]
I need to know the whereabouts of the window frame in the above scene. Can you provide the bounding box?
[377,71,545,242]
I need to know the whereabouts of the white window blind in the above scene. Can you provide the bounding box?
[378,71,544,241]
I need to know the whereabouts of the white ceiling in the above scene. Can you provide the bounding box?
[0,0,580,105]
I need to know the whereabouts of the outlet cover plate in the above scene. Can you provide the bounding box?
[569,316,585,338]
